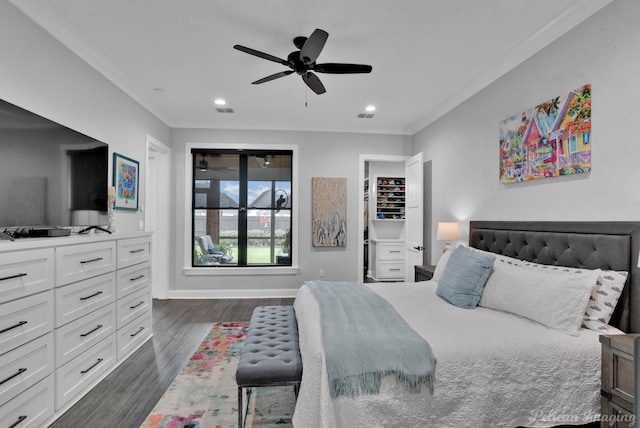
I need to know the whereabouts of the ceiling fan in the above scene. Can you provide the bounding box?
[233,29,372,95]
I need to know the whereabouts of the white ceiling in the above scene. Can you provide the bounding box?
[10,0,611,135]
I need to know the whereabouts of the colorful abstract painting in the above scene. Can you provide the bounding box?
[499,84,591,183]
[113,153,139,210]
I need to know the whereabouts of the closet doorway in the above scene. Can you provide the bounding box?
[358,154,431,283]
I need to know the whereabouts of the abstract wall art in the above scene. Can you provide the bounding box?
[113,152,139,211]
[312,177,347,247]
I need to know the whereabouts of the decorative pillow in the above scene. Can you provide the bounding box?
[584,269,628,325]
[436,246,495,309]
[479,261,598,336]
[582,319,625,335]
[468,247,523,267]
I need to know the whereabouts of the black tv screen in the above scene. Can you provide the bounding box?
[0,98,108,229]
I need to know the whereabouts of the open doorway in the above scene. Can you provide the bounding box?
[358,154,431,283]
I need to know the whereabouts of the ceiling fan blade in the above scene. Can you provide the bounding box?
[302,72,326,95]
[233,45,288,65]
[314,63,373,74]
[299,29,328,64]
[252,70,294,85]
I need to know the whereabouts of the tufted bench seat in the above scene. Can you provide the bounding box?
[236,305,302,427]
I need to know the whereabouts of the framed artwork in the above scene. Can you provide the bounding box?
[312,177,347,247]
[113,153,139,211]
[499,84,591,183]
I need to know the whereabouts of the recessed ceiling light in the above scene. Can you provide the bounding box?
[214,98,226,106]
[365,105,376,112]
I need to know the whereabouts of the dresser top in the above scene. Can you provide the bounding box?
[0,231,152,253]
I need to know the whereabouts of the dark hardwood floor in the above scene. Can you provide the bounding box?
[49,298,294,428]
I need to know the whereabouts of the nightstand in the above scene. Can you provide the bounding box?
[414,265,436,282]
[600,334,639,427]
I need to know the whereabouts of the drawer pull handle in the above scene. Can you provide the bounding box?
[130,301,145,309]
[80,324,104,337]
[0,320,27,335]
[8,415,27,428]
[80,358,104,374]
[130,249,145,253]
[389,268,401,271]
[80,257,104,264]
[130,275,145,281]
[80,291,103,301]
[0,273,27,282]
[0,368,27,386]
[130,326,145,337]
[389,251,401,253]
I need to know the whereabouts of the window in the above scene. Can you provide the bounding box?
[191,149,293,267]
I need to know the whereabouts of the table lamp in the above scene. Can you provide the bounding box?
[437,222,461,252]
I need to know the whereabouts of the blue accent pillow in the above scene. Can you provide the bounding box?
[436,246,495,309]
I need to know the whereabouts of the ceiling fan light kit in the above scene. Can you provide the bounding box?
[234,28,372,95]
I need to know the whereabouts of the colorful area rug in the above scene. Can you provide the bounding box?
[140,322,294,428]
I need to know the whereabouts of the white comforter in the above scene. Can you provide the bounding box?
[293,281,607,428]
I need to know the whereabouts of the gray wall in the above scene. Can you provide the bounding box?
[0,1,170,233]
[170,128,411,295]
[412,0,640,263]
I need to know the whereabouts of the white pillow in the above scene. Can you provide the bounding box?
[584,269,627,325]
[515,261,628,330]
[432,247,454,282]
[479,261,598,336]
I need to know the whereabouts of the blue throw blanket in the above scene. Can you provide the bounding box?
[305,280,436,398]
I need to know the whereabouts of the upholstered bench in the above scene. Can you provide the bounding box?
[236,305,303,428]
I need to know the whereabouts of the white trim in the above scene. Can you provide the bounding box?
[183,266,299,276]
[146,134,171,299]
[184,142,299,272]
[168,289,298,299]
[358,154,409,283]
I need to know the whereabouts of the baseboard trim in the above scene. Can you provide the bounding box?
[167,289,298,299]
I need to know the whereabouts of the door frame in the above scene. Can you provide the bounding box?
[146,134,171,299]
[358,154,409,283]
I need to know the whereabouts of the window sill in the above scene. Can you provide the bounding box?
[183,266,300,276]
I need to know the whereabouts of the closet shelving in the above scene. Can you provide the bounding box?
[375,177,405,220]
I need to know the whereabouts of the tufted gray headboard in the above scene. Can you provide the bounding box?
[469,221,640,333]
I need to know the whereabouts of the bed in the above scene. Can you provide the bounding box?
[292,221,640,428]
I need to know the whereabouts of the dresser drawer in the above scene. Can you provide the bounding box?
[0,291,53,354]
[0,249,54,305]
[117,236,152,269]
[0,374,54,428]
[55,303,116,369]
[55,334,116,410]
[376,261,405,279]
[55,241,116,286]
[117,287,151,329]
[376,243,405,260]
[54,272,116,327]
[116,261,151,299]
[0,333,53,407]
[117,311,152,360]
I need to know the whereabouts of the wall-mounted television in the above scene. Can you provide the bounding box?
[0,98,108,230]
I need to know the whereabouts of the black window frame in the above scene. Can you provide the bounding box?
[191,148,293,268]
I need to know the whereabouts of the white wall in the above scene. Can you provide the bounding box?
[412,0,640,263]
[0,2,170,233]
[170,128,410,296]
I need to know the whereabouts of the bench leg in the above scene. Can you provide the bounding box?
[238,387,243,428]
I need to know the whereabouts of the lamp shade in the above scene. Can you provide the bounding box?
[437,222,461,241]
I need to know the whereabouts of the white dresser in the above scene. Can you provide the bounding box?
[0,232,152,427]
[369,239,406,281]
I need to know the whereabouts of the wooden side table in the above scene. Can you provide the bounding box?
[600,334,639,427]
[414,265,436,282]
